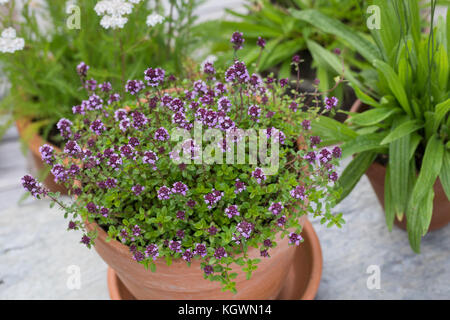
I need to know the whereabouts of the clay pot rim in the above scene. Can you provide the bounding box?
[16,118,62,159]
[106,217,323,300]
[86,213,307,267]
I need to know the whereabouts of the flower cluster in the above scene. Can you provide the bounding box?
[94,0,144,29]
[0,27,25,53]
[21,32,343,293]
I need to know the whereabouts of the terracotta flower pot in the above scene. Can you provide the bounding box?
[365,161,450,231]
[86,215,323,300]
[350,100,450,231]
[16,118,68,194]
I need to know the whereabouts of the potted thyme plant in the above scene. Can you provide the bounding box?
[0,0,201,192]
[21,33,344,299]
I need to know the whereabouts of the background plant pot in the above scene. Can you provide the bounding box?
[365,161,450,231]
[350,100,450,232]
[15,118,68,194]
[86,215,322,300]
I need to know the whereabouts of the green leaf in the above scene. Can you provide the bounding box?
[290,9,381,62]
[373,60,413,118]
[349,107,402,126]
[341,132,387,159]
[336,151,377,203]
[406,135,444,253]
[380,120,423,145]
[350,84,382,108]
[389,127,410,217]
[312,116,358,145]
[433,99,450,132]
[439,151,450,201]
[384,165,395,231]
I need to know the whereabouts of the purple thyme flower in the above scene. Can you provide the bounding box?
[280,78,289,88]
[329,171,338,182]
[57,118,72,139]
[154,127,170,141]
[133,251,145,262]
[225,205,240,218]
[217,96,231,113]
[319,148,332,163]
[214,82,227,96]
[125,80,145,95]
[251,167,266,184]
[108,93,121,105]
[304,151,316,163]
[324,96,338,110]
[132,225,141,237]
[64,140,81,156]
[72,104,85,115]
[119,118,130,132]
[214,247,227,259]
[277,215,287,227]
[142,151,158,170]
[292,55,300,64]
[107,154,123,171]
[172,182,188,196]
[51,164,69,183]
[100,207,109,217]
[218,117,235,131]
[157,186,172,200]
[269,202,284,215]
[85,78,97,91]
[68,164,80,176]
[131,111,148,130]
[257,36,266,49]
[114,109,128,122]
[234,179,246,194]
[237,221,254,239]
[145,244,159,260]
[90,119,106,135]
[86,202,98,213]
[86,94,103,110]
[203,62,216,75]
[310,136,322,147]
[264,239,273,247]
[289,232,303,245]
[289,101,298,112]
[290,185,306,200]
[301,119,311,130]
[120,144,135,159]
[105,178,117,189]
[80,235,91,247]
[260,249,269,257]
[231,31,245,50]
[144,67,165,87]
[182,249,194,262]
[68,221,77,230]
[169,240,182,253]
[186,200,197,208]
[21,175,46,198]
[195,243,207,257]
[176,210,186,220]
[332,146,342,159]
[99,81,112,92]
[203,265,214,275]
[248,105,261,122]
[169,98,185,113]
[132,184,145,196]
[176,229,185,239]
[204,189,223,209]
[76,62,89,78]
[225,60,250,83]
[208,226,218,235]
[39,144,54,165]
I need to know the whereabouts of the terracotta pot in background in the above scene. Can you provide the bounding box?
[86,215,322,300]
[16,118,68,194]
[365,162,450,231]
[350,100,450,231]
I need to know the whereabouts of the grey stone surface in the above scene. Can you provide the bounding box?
[0,127,449,300]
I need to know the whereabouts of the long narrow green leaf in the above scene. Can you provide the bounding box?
[341,132,387,159]
[373,60,413,117]
[406,135,444,253]
[440,150,450,200]
[312,116,358,144]
[380,120,423,145]
[433,99,450,132]
[336,151,377,203]
[349,107,401,126]
[384,165,395,231]
[389,126,410,217]
[350,85,382,108]
[290,9,381,62]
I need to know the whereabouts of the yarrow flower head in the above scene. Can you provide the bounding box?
[94,0,134,30]
[146,13,164,27]
[0,27,25,53]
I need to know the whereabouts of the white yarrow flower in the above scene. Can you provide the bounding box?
[146,13,164,27]
[94,0,134,29]
[0,27,25,53]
